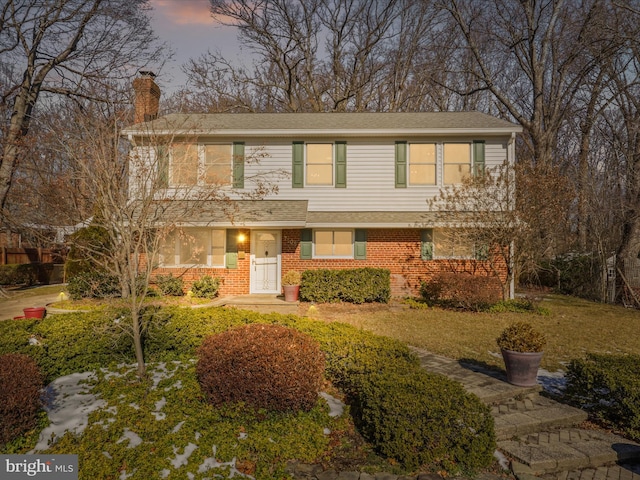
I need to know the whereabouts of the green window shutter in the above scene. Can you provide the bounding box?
[233,142,245,188]
[300,229,312,259]
[157,146,168,188]
[473,140,485,177]
[475,242,489,261]
[395,141,407,188]
[225,229,238,269]
[292,141,304,188]
[335,141,347,188]
[354,229,367,259]
[421,229,433,260]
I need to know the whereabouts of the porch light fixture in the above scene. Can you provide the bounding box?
[237,233,246,259]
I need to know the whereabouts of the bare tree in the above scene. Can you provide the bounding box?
[46,94,280,377]
[0,0,166,222]
[179,0,450,113]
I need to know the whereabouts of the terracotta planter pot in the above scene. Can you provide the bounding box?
[501,349,543,387]
[283,285,300,302]
[23,307,47,319]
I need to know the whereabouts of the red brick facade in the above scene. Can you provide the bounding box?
[152,228,507,298]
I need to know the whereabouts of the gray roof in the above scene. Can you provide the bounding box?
[122,112,521,137]
[152,200,489,227]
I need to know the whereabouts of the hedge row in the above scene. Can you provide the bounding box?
[0,307,495,473]
[565,353,640,441]
[0,263,60,286]
[300,268,390,304]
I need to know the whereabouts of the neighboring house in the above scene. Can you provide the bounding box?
[122,73,522,298]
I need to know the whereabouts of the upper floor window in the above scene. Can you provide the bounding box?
[160,228,226,266]
[443,143,471,185]
[306,143,333,185]
[409,143,436,185]
[169,144,232,186]
[292,141,347,188]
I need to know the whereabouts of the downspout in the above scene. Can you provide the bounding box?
[509,132,516,299]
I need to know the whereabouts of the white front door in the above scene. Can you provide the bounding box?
[251,230,281,294]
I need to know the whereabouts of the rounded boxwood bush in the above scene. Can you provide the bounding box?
[0,353,43,446]
[352,368,495,473]
[196,324,325,412]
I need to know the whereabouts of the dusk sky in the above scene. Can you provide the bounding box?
[148,0,244,94]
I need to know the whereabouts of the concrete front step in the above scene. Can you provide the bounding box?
[499,428,640,476]
[493,393,588,440]
[409,348,541,403]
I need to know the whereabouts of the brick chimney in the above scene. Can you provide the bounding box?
[132,71,160,123]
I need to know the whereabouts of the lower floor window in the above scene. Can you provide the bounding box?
[314,230,353,257]
[160,228,225,266]
[433,228,475,259]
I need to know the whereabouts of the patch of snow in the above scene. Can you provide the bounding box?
[323,428,331,435]
[319,392,345,417]
[538,368,567,396]
[153,397,167,420]
[119,468,134,479]
[166,380,183,391]
[103,451,112,459]
[117,428,143,448]
[494,450,510,471]
[238,432,248,440]
[198,445,253,479]
[31,372,107,453]
[172,421,185,433]
[170,443,198,468]
[160,469,170,478]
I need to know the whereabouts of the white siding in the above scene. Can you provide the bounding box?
[241,137,511,211]
[130,135,512,211]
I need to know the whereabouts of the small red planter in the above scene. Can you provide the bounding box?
[282,285,300,302]
[23,307,47,319]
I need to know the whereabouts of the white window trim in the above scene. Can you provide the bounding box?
[432,228,476,260]
[442,142,473,186]
[305,142,334,187]
[312,229,355,259]
[408,142,437,186]
[169,143,233,187]
[160,227,226,267]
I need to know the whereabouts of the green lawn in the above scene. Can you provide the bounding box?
[303,294,640,372]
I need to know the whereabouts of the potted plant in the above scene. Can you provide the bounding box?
[496,321,546,387]
[282,270,301,302]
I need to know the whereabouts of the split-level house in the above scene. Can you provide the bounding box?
[122,73,522,299]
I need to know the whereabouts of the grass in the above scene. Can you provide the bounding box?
[1,284,63,299]
[301,294,640,372]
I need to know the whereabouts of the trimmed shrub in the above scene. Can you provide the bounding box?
[154,274,184,296]
[67,271,120,300]
[420,272,502,311]
[196,324,325,412]
[565,353,640,441]
[353,369,495,473]
[0,264,39,286]
[300,268,390,304]
[0,353,43,446]
[64,225,113,279]
[190,275,220,299]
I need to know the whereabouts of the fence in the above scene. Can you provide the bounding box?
[0,247,64,265]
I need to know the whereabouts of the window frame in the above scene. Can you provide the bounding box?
[408,142,437,186]
[312,229,355,258]
[432,228,476,260]
[443,142,472,185]
[168,143,233,187]
[305,143,334,186]
[159,227,227,267]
